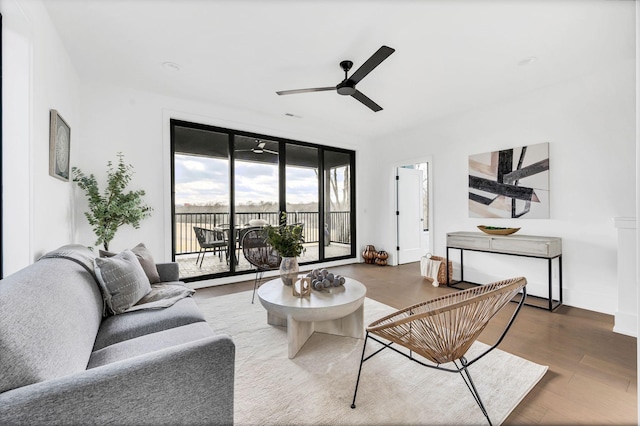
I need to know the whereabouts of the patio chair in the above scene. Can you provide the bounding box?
[242,228,281,304]
[193,226,228,268]
[236,225,262,264]
[350,277,527,426]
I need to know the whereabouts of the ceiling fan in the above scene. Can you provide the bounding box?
[237,140,278,155]
[276,45,395,112]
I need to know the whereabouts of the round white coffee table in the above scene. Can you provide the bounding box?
[257,277,367,358]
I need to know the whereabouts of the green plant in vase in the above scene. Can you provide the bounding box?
[72,153,152,251]
[264,213,306,286]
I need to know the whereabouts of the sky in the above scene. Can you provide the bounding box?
[174,154,320,206]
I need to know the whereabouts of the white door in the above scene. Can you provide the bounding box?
[396,167,424,264]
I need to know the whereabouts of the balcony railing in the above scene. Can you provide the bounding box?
[175,211,351,255]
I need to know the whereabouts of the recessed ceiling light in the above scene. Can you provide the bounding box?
[517,56,538,66]
[162,61,180,71]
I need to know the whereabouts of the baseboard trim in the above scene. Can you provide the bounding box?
[614,312,638,337]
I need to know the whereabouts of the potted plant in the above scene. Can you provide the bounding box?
[264,213,305,286]
[72,153,152,251]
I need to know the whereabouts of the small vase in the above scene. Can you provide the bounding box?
[362,245,377,264]
[280,257,299,286]
[375,250,388,266]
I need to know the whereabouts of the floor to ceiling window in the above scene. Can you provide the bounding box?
[285,143,320,262]
[171,119,356,282]
[233,135,280,273]
[172,124,231,277]
[324,151,354,260]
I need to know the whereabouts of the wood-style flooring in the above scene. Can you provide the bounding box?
[193,262,637,425]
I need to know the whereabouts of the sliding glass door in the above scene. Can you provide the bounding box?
[233,136,279,272]
[172,124,231,278]
[324,151,354,259]
[285,144,319,262]
[171,119,355,282]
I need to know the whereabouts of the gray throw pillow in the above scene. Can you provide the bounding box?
[131,243,161,284]
[99,243,161,284]
[94,250,152,315]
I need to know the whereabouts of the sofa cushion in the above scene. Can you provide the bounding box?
[100,243,161,284]
[87,322,214,369]
[0,248,103,393]
[155,262,179,282]
[93,297,205,351]
[94,250,151,315]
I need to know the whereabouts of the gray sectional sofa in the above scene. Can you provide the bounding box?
[0,244,235,425]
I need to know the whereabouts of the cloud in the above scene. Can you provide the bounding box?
[174,155,334,206]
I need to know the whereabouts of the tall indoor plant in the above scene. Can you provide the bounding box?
[264,213,305,286]
[72,153,152,251]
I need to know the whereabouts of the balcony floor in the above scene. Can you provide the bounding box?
[177,243,352,279]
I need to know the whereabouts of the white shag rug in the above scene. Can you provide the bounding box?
[195,291,547,426]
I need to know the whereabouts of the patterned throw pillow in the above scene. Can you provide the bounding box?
[94,250,152,315]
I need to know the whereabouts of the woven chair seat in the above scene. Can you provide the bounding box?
[367,277,526,365]
[351,277,527,425]
[243,230,280,270]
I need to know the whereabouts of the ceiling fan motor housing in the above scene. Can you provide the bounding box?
[337,80,356,96]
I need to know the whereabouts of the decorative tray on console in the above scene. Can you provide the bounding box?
[477,225,520,236]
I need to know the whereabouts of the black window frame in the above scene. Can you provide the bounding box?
[170,118,356,283]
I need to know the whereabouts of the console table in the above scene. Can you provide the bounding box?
[446,231,562,311]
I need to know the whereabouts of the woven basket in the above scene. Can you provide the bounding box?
[429,255,453,285]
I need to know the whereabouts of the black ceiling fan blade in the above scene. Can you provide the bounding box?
[276,87,335,96]
[351,90,382,112]
[348,45,395,85]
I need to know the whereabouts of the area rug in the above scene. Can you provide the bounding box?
[195,291,547,425]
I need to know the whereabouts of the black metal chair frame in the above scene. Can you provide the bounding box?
[193,226,228,268]
[241,228,281,303]
[350,280,527,426]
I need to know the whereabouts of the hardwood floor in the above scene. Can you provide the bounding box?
[193,262,637,425]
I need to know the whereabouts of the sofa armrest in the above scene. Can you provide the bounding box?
[156,262,179,282]
[0,334,235,425]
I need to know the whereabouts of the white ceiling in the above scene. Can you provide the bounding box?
[44,0,635,145]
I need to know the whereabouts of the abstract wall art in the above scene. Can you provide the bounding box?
[468,142,549,219]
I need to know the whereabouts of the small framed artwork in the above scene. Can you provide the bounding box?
[49,109,71,181]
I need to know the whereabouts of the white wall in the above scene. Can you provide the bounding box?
[363,59,636,314]
[635,1,639,419]
[1,0,80,275]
